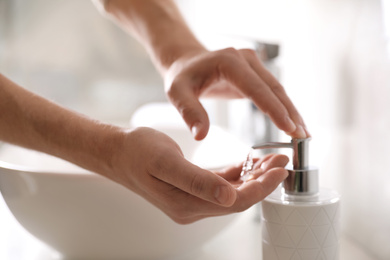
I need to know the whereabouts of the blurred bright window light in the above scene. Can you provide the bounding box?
[382,0,390,54]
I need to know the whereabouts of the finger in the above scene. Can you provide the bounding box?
[179,167,289,218]
[181,158,289,221]
[259,154,289,172]
[233,167,288,211]
[166,77,210,140]
[136,177,209,224]
[239,49,309,138]
[144,175,242,224]
[196,155,289,215]
[223,58,297,134]
[151,155,237,207]
[251,65,308,138]
[246,154,289,181]
[216,158,261,181]
[215,162,243,181]
[252,154,275,170]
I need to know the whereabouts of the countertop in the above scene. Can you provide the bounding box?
[0,197,376,260]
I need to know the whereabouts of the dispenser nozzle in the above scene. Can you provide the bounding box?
[252,138,318,195]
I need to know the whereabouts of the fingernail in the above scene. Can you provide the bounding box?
[304,126,311,137]
[260,162,268,171]
[191,123,201,137]
[285,116,296,133]
[214,185,233,206]
[281,169,289,179]
[295,125,307,138]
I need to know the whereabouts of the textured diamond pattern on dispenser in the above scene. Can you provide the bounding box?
[267,222,282,242]
[323,227,338,247]
[285,226,307,247]
[299,207,320,224]
[312,208,331,225]
[311,225,331,245]
[298,248,320,259]
[274,203,295,222]
[291,252,301,260]
[262,242,278,259]
[324,202,338,221]
[264,205,283,223]
[275,228,295,247]
[298,229,318,249]
[285,210,307,226]
[276,247,295,259]
[262,200,340,260]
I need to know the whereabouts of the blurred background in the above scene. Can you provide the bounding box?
[0,0,389,259]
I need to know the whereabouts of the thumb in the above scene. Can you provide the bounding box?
[153,155,237,207]
[167,81,210,140]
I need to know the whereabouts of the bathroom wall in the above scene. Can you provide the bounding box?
[340,1,390,258]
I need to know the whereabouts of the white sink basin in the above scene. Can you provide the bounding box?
[0,104,249,259]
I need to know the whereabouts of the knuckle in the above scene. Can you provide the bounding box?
[148,150,173,175]
[233,201,250,213]
[166,80,181,99]
[217,48,241,64]
[167,203,194,225]
[221,47,239,56]
[166,84,200,124]
[171,216,193,225]
[252,181,268,200]
[269,82,286,95]
[241,48,257,57]
[170,212,187,224]
[189,173,206,196]
[179,105,196,121]
[250,84,265,96]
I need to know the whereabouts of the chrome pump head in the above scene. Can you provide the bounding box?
[252,138,319,195]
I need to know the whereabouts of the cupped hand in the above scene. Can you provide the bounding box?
[109,127,288,224]
[164,48,310,140]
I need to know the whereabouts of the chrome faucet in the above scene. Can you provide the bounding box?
[250,41,281,150]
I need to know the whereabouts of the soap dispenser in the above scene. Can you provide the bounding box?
[253,138,340,260]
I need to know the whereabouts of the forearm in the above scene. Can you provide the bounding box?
[102,0,206,74]
[0,73,122,176]
[94,0,309,139]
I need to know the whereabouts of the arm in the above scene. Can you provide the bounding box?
[98,0,205,74]
[97,0,310,140]
[0,73,288,224]
[0,73,116,174]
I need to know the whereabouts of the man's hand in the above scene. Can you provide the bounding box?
[164,48,310,140]
[98,0,309,140]
[0,72,289,224]
[109,127,289,224]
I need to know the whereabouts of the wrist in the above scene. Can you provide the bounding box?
[155,43,206,75]
[100,0,206,75]
[76,123,127,181]
[101,126,148,188]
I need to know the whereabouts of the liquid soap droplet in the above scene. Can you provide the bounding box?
[240,149,254,182]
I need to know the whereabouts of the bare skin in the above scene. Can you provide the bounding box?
[0,0,308,224]
[102,0,310,140]
[0,73,288,224]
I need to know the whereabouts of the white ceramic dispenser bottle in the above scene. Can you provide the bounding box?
[253,138,340,260]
